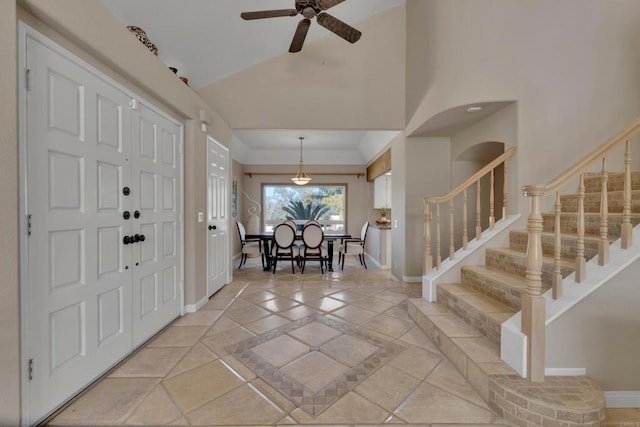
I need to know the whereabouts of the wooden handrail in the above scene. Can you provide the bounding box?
[523,115,640,196]
[423,147,516,276]
[425,147,516,204]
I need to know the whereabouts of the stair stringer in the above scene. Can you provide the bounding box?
[501,223,640,378]
[422,214,522,301]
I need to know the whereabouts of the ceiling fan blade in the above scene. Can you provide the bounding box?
[316,12,361,43]
[317,0,347,10]
[241,9,297,20]
[289,19,311,53]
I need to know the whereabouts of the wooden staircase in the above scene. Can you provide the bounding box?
[410,171,640,426]
[438,172,640,349]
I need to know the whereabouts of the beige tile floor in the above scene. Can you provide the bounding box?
[48,256,509,426]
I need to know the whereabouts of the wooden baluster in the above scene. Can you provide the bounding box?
[449,200,455,260]
[424,201,432,274]
[490,169,495,229]
[576,174,586,282]
[522,185,545,382]
[476,180,482,239]
[599,157,609,266]
[622,140,633,249]
[436,204,442,270]
[463,189,469,250]
[503,160,509,220]
[553,192,563,299]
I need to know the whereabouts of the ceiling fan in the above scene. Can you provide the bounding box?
[241,0,362,53]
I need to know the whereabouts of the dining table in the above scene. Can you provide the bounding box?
[244,231,352,272]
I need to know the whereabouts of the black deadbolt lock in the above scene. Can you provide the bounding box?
[123,211,130,220]
[134,210,141,219]
[123,187,131,196]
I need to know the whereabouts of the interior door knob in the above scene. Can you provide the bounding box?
[134,210,141,219]
[208,225,216,230]
[123,236,132,245]
[138,234,146,242]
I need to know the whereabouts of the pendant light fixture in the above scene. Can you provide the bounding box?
[291,137,311,186]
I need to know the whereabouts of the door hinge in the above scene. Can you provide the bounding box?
[28,358,34,381]
[26,68,31,92]
[129,98,138,110]
[27,214,32,236]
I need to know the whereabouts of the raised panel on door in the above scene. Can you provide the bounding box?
[207,137,229,296]
[130,104,181,345]
[25,37,132,423]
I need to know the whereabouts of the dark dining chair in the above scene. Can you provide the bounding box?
[236,221,263,269]
[300,223,325,274]
[271,222,297,273]
[338,221,369,269]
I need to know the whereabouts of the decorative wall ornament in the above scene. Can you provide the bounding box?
[242,191,262,233]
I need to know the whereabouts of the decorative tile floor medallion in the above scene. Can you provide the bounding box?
[228,313,405,417]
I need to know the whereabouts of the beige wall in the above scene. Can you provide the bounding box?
[403,136,451,278]
[0,1,20,423]
[406,0,640,207]
[231,159,244,260]
[198,5,405,131]
[546,257,640,390]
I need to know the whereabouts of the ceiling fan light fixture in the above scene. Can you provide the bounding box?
[291,137,312,186]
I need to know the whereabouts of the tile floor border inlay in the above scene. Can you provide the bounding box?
[227,313,405,417]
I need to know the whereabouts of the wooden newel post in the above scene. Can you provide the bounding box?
[424,200,433,275]
[522,184,546,383]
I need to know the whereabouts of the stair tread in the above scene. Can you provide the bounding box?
[510,229,614,242]
[463,264,529,291]
[487,246,576,269]
[439,283,516,318]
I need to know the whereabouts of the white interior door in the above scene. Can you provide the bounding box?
[22,28,183,423]
[207,136,229,296]
[25,35,134,422]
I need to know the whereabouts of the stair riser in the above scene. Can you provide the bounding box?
[541,214,640,238]
[560,191,640,214]
[510,231,599,261]
[583,172,640,193]
[485,249,574,287]
[437,286,502,346]
[460,267,523,311]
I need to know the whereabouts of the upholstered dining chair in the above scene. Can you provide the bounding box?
[338,221,369,269]
[271,222,297,273]
[236,221,263,269]
[300,223,325,274]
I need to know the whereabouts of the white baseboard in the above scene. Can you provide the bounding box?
[545,368,586,376]
[605,391,640,408]
[184,295,208,313]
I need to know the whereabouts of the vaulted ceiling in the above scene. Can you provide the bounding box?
[98,0,405,165]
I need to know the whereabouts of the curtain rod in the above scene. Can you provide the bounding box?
[244,172,364,179]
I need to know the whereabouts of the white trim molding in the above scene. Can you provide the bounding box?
[605,391,640,408]
[185,296,209,313]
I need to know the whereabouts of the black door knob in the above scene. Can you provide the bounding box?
[208,225,216,230]
[134,234,141,242]
[123,211,130,220]
[122,187,130,196]
[139,234,146,242]
[123,235,132,245]
[134,210,141,219]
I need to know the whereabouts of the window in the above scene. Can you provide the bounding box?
[262,184,346,232]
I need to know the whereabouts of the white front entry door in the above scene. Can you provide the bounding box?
[130,103,182,346]
[206,136,229,296]
[23,29,182,423]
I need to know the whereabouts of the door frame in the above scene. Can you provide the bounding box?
[17,22,185,426]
